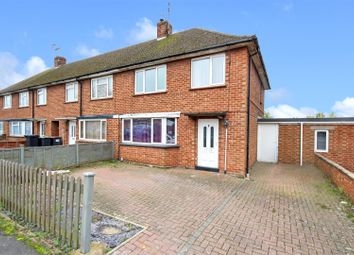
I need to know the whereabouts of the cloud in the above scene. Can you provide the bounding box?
[129,17,156,43]
[76,44,100,58]
[266,104,318,118]
[95,26,114,39]
[266,88,288,103]
[332,97,354,117]
[0,52,48,89]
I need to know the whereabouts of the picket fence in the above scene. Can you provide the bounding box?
[0,159,94,252]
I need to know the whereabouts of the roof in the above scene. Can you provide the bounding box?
[0,28,264,94]
[258,117,354,123]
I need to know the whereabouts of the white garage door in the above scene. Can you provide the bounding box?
[257,124,279,163]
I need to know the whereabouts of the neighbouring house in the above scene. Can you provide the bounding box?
[257,118,354,201]
[0,19,270,176]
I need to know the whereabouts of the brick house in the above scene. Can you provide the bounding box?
[0,20,270,176]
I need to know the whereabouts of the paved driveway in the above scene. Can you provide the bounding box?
[73,162,354,255]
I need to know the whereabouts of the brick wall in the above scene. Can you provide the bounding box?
[278,124,301,164]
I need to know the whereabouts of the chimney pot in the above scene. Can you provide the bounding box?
[54,56,66,67]
[157,19,172,39]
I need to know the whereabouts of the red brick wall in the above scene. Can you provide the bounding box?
[278,124,354,173]
[315,154,354,202]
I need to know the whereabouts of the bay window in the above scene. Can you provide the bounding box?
[79,119,107,141]
[65,82,78,102]
[91,76,113,99]
[122,117,176,145]
[3,94,12,109]
[19,91,29,107]
[10,121,32,136]
[135,65,166,94]
[191,54,225,88]
[37,88,47,105]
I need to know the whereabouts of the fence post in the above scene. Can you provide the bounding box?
[76,144,80,166]
[111,141,115,160]
[20,146,25,164]
[80,172,95,254]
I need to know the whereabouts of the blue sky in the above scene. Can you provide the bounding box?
[0,0,353,117]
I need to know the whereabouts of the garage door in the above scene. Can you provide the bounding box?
[257,124,279,163]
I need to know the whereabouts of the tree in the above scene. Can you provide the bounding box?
[263,112,272,118]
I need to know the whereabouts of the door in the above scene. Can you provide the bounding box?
[68,121,77,145]
[197,119,219,169]
[257,124,279,163]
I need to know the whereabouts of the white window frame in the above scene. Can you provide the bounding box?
[91,75,113,100]
[3,94,12,109]
[122,117,177,145]
[65,82,78,102]
[37,88,47,106]
[0,122,3,135]
[9,121,33,137]
[314,130,329,153]
[191,53,226,88]
[79,119,107,141]
[19,91,29,108]
[135,65,167,95]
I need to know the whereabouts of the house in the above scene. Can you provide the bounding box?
[0,19,270,176]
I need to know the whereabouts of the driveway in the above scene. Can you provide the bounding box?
[72,162,354,255]
[0,231,38,255]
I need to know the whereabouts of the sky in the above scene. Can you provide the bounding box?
[0,0,353,117]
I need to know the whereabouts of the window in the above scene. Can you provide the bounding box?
[315,130,329,153]
[122,117,177,145]
[39,121,46,137]
[10,121,32,136]
[191,54,225,88]
[135,65,166,94]
[79,120,107,141]
[19,91,29,107]
[91,76,113,99]
[65,82,78,102]
[0,122,3,135]
[3,95,12,109]
[37,88,47,105]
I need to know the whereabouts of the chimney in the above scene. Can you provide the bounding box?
[157,19,172,39]
[54,56,66,67]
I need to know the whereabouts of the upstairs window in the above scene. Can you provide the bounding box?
[135,65,166,94]
[91,76,113,99]
[122,117,176,145]
[315,130,329,153]
[37,88,47,105]
[3,95,12,109]
[191,54,225,88]
[66,82,78,102]
[19,91,29,107]
[10,121,32,136]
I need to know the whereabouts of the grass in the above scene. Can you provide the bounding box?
[316,179,354,223]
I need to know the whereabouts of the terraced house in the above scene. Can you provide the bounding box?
[0,20,270,175]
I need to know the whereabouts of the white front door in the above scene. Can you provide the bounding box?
[197,119,219,169]
[68,121,77,145]
[257,124,279,163]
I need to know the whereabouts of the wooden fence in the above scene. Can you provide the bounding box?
[0,159,94,252]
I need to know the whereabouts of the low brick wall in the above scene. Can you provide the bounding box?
[0,140,25,148]
[314,153,354,202]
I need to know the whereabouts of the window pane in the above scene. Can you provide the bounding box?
[101,121,106,140]
[123,120,131,141]
[157,66,166,91]
[85,121,101,140]
[210,126,214,148]
[192,58,210,88]
[133,119,151,143]
[25,122,32,135]
[203,126,207,147]
[91,80,97,98]
[317,132,327,151]
[212,55,225,84]
[153,119,162,143]
[97,83,107,98]
[136,71,144,93]
[166,118,176,144]
[145,69,156,92]
[108,77,113,97]
[0,122,3,134]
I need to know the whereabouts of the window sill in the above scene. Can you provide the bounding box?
[133,91,167,97]
[64,100,79,104]
[19,106,29,109]
[315,150,328,153]
[3,107,12,110]
[190,84,226,91]
[37,104,47,107]
[120,142,179,149]
[79,139,107,143]
[90,97,113,101]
